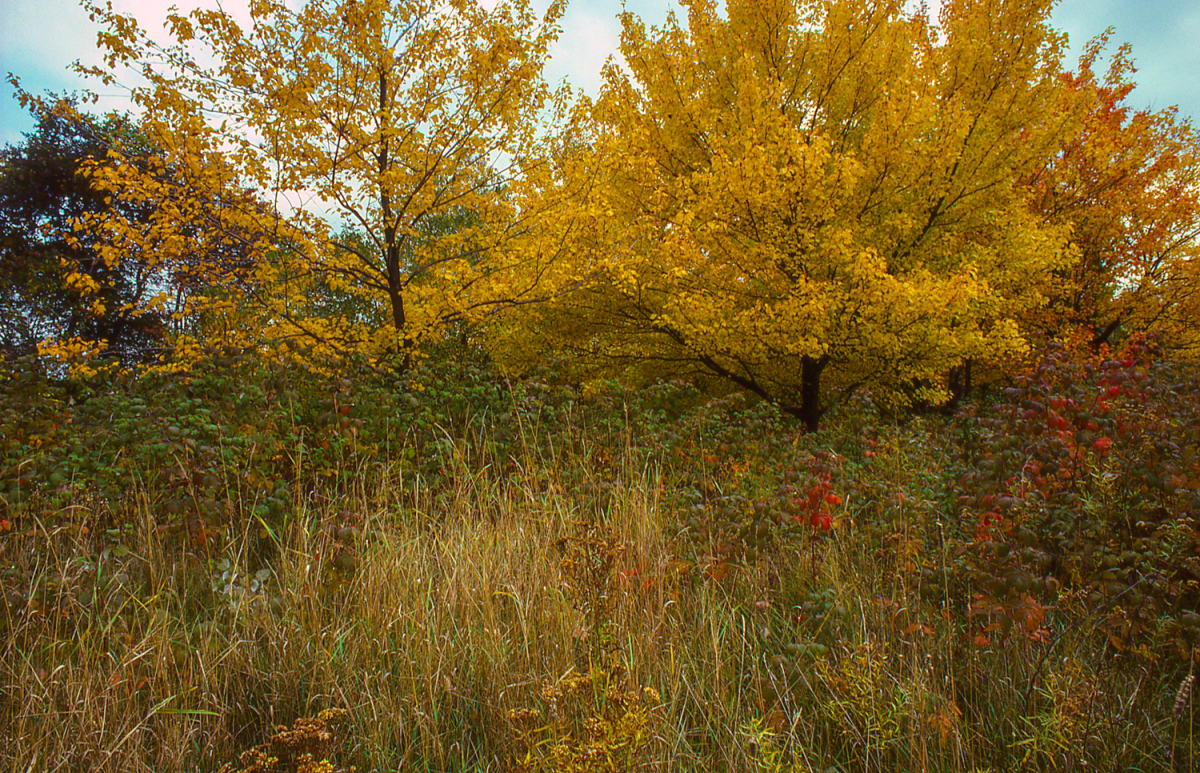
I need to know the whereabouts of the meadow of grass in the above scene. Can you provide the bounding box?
[1,347,1197,771]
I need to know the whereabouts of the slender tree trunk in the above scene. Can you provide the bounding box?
[946,358,973,410]
[378,68,406,341]
[799,355,825,433]
[1093,319,1121,348]
[386,243,405,331]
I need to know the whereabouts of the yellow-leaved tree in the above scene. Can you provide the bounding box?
[503,0,1088,430]
[69,0,574,371]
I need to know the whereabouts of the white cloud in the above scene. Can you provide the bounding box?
[546,4,623,96]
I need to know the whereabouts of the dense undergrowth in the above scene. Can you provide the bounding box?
[1,344,1198,771]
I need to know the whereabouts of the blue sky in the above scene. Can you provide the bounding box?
[2,0,1197,145]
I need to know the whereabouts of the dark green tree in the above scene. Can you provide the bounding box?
[0,97,166,366]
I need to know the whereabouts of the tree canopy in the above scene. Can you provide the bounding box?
[74,0,575,371]
[505,0,1096,429]
[5,0,1197,428]
[1024,35,1200,353]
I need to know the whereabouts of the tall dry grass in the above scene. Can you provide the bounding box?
[1,422,1193,771]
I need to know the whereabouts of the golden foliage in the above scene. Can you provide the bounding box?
[504,0,1097,427]
[75,0,575,370]
[40,0,1200,405]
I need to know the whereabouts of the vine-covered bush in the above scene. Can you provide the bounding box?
[950,339,1200,657]
[0,351,517,539]
[0,350,816,553]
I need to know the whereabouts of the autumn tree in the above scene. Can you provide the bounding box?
[74,0,572,370]
[505,0,1087,430]
[1024,36,1200,353]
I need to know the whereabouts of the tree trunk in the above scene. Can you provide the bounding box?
[1093,319,1121,348]
[386,243,405,332]
[946,358,973,410]
[799,355,825,433]
[378,69,406,342]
